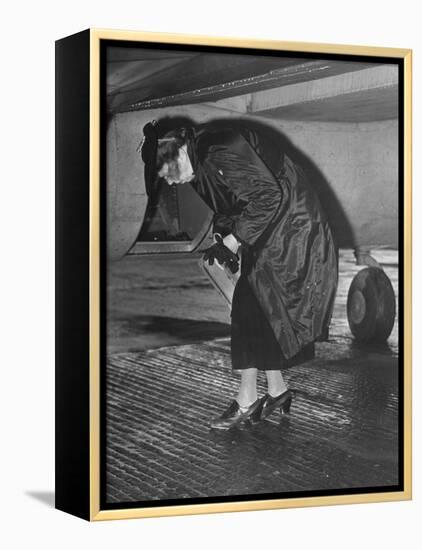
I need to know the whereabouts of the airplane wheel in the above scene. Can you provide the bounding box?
[347,267,396,343]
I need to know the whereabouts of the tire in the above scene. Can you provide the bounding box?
[347,267,396,343]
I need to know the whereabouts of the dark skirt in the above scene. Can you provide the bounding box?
[231,274,314,371]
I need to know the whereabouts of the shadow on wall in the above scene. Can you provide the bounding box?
[152,115,355,250]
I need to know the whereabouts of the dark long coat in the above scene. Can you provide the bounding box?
[186,123,338,360]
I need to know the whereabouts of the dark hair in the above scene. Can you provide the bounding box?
[155,128,188,172]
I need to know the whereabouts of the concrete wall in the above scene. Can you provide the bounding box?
[268,119,399,249]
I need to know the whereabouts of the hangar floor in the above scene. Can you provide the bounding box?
[105,249,399,504]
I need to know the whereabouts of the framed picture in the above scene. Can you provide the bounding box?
[55,28,412,521]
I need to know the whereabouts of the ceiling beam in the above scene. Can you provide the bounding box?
[243,65,398,114]
[113,60,372,113]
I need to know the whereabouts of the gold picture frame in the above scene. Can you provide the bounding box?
[55,28,412,521]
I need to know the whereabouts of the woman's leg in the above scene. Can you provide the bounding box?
[265,370,288,397]
[236,368,258,407]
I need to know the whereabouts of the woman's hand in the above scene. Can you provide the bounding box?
[203,234,239,274]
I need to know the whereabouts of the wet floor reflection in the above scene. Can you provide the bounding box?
[106,336,399,502]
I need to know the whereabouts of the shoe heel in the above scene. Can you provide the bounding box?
[281,396,292,414]
[249,398,265,424]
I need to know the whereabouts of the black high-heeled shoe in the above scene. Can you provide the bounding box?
[210,398,265,430]
[261,390,292,419]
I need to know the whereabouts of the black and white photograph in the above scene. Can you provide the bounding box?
[102,39,404,509]
[4,0,420,543]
